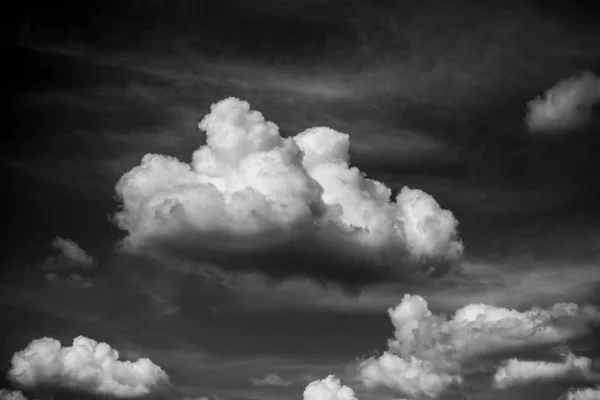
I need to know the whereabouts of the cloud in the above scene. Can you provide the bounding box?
[359,353,462,399]
[303,375,358,400]
[493,352,600,389]
[45,272,94,289]
[358,294,600,398]
[250,373,293,387]
[560,386,600,400]
[525,71,600,134]
[113,97,462,286]
[0,390,28,400]
[42,237,95,269]
[8,335,171,398]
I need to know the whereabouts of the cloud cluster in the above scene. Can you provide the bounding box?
[358,294,600,398]
[493,352,600,389]
[113,97,462,285]
[8,336,171,398]
[0,390,28,400]
[525,71,600,134]
[250,373,293,387]
[303,375,358,400]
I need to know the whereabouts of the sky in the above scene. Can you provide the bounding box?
[3,0,600,399]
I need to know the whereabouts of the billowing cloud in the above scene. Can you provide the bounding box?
[8,336,171,398]
[250,373,293,387]
[560,386,600,400]
[493,352,600,389]
[358,294,600,398]
[525,71,600,134]
[0,389,28,400]
[113,97,462,285]
[42,237,95,269]
[303,375,358,400]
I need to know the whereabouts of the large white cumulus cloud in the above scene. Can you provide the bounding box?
[113,97,463,284]
[525,71,600,134]
[358,294,600,398]
[493,352,600,389]
[8,336,170,397]
[303,375,358,400]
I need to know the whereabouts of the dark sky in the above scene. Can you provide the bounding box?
[3,1,600,400]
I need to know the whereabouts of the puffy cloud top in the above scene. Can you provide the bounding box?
[526,71,600,134]
[8,336,170,398]
[114,97,463,285]
[0,390,28,400]
[359,294,600,398]
[494,352,600,389]
[303,376,358,400]
[561,386,600,400]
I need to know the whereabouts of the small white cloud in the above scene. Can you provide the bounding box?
[250,373,293,387]
[43,237,95,269]
[8,336,171,398]
[0,389,28,400]
[560,385,600,400]
[303,375,358,400]
[358,294,600,398]
[525,71,600,134]
[113,97,463,285]
[493,352,600,389]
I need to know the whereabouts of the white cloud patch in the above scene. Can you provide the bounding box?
[560,385,600,400]
[42,237,95,269]
[493,352,600,389]
[0,389,29,400]
[8,336,171,398]
[303,375,358,400]
[250,373,293,387]
[113,97,463,285]
[358,294,600,398]
[525,71,600,134]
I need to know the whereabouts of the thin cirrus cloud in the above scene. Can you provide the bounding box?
[525,71,600,134]
[250,373,293,388]
[113,97,463,286]
[357,294,600,399]
[8,335,171,398]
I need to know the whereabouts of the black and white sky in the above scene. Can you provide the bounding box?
[3,1,600,399]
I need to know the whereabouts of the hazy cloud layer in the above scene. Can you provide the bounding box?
[303,375,358,400]
[493,352,600,389]
[0,390,29,400]
[526,71,600,134]
[114,97,462,285]
[8,336,171,398]
[250,373,293,388]
[358,294,600,398]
